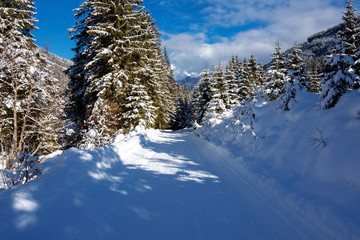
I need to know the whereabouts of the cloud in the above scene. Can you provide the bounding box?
[164,30,275,79]
[162,0,345,80]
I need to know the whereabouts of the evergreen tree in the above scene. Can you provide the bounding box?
[205,63,226,116]
[264,41,289,102]
[238,58,251,102]
[320,55,356,109]
[339,0,359,57]
[229,55,242,83]
[191,69,212,124]
[320,0,359,109]
[224,63,238,107]
[150,42,178,129]
[68,0,176,146]
[248,54,265,97]
[305,57,323,93]
[287,44,305,87]
[172,84,192,130]
[279,44,304,111]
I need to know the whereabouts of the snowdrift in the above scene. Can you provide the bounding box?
[197,89,360,185]
[196,89,360,237]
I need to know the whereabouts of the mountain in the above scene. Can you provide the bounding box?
[287,17,360,59]
[35,46,73,86]
[265,17,360,70]
[178,75,200,90]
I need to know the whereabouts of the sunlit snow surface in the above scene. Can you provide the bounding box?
[0,90,359,239]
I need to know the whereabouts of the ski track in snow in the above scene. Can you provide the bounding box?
[0,129,358,239]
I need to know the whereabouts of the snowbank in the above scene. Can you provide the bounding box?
[197,89,360,185]
[196,89,360,235]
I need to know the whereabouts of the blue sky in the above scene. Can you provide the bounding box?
[34,0,352,79]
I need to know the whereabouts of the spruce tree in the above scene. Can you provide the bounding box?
[264,41,289,102]
[205,63,226,116]
[320,0,359,109]
[238,58,252,102]
[248,54,265,97]
[224,61,240,107]
[172,84,192,130]
[191,69,212,124]
[68,0,176,146]
[279,44,304,111]
[305,57,323,93]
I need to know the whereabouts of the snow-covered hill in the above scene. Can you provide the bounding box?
[0,86,359,240]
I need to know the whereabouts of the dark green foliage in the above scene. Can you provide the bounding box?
[305,57,323,93]
[67,0,178,147]
[320,0,359,109]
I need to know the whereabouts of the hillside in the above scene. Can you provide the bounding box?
[284,17,360,61]
[35,46,72,87]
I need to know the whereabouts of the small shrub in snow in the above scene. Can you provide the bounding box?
[306,127,329,151]
[196,104,260,153]
[0,153,43,190]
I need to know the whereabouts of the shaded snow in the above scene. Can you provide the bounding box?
[0,89,359,239]
[196,89,360,239]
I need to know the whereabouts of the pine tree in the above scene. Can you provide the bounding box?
[238,58,251,102]
[172,84,192,130]
[191,69,212,124]
[248,54,265,97]
[68,0,176,146]
[229,55,242,83]
[264,41,289,102]
[150,41,178,130]
[205,63,226,116]
[287,44,305,87]
[305,57,323,93]
[224,63,238,107]
[339,0,359,57]
[279,44,304,111]
[320,0,359,109]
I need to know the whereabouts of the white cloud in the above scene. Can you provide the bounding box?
[163,0,346,80]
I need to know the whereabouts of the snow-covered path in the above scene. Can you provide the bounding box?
[0,129,356,239]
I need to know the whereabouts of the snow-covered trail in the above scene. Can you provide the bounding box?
[0,129,355,239]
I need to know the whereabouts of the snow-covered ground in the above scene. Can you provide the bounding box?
[196,89,360,239]
[0,90,359,239]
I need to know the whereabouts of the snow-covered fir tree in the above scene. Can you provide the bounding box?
[224,62,239,107]
[279,44,304,111]
[248,54,265,98]
[320,0,359,109]
[205,63,227,116]
[191,69,212,124]
[238,58,252,102]
[172,84,192,130]
[149,42,178,130]
[68,0,177,147]
[264,41,289,102]
[0,0,65,170]
[287,44,305,88]
[305,57,323,93]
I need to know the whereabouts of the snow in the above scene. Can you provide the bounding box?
[0,90,359,239]
[196,88,360,238]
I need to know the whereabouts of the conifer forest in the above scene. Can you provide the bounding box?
[1,0,359,185]
[1,1,360,239]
